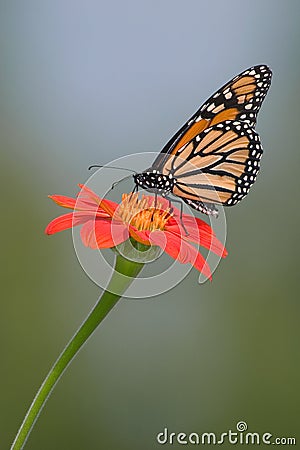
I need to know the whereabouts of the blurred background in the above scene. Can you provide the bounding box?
[1,1,299,448]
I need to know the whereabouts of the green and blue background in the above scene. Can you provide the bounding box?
[1,1,299,448]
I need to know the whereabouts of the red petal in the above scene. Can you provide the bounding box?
[49,185,119,220]
[45,213,75,234]
[78,184,117,217]
[48,193,98,214]
[78,184,102,202]
[45,210,110,235]
[167,214,214,235]
[48,195,77,209]
[128,225,151,245]
[192,217,228,257]
[148,230,212,280]
[80,219,129,249]
[166,216,227,258]
[199,231,227,258]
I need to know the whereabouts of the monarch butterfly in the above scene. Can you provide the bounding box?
[133,65,272,216]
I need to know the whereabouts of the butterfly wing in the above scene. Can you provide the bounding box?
[153,65,272,172]
[161,120,263,207]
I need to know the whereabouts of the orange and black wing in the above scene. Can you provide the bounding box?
[153,65,272,172]
[162,120,263,207]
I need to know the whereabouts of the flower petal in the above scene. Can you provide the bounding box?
[78,184,117,217]
[148,229,212,280]
[165,216,227,258]
[167,214,213,235]
[45,211,109,235]
[78,183,102,202]
[80,219,129,249]
[48,195,77,209]
[45,213,75,234]
[128,225,151,245]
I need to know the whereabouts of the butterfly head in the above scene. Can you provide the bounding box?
[133,169,175,195]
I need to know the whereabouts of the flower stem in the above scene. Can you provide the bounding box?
[11,254,144,450]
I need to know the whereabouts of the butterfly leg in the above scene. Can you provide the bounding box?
[150,192,158,223]
[167,198,173,214]
[129,184,138,200]
[165,196,189,236]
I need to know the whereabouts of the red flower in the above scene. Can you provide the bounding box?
[45,184,227,280]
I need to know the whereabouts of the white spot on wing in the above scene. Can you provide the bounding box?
[206,102,216,112]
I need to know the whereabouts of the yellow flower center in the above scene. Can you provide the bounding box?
[117,193,172,231]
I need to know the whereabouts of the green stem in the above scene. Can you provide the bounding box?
[11,254,144,450]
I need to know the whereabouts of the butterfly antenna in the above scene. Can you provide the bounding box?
[111,174,135,190]
[88,164,137,174]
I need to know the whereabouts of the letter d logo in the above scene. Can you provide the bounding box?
[157,427,168,444]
